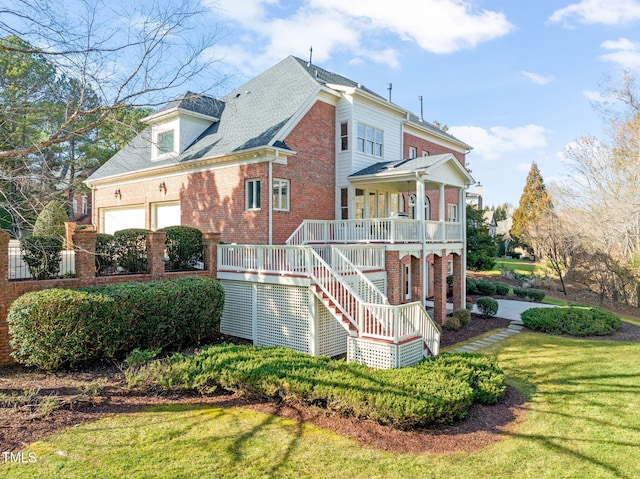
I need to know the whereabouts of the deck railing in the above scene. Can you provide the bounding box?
[218,245,308,275]
[331,248,388,305]
[359,301,436,344]
[286,219,462,245]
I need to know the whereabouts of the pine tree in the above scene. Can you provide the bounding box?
[511,162,553,255]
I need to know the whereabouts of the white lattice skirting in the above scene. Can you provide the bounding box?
[347,337,424,369]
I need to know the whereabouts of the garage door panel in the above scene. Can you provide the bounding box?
[103,206,145,234]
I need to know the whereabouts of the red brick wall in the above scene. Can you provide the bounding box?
[403,133,465,166]
[93,101,336,245]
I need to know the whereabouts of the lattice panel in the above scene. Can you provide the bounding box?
[347,338,396,369]
[397,338,424,368]
[256,284,310,353]
[220,280,254,340]
[370,277,387,296]
[316,298,347,357]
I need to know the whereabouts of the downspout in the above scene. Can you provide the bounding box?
[460,186,468,306]
[417,173,427,308]
[268,151,277,245]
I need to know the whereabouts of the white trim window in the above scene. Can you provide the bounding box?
[447,203,458,222]
[357,123,383,158]
[246,179,261,210]
[157,129,175,156]
[273,178,290,211]
[81,195,88,215]
[340,122,349,151]
[409,146,417,159]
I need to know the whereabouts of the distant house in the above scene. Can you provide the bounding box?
[86,56,475,368]
[483,210,497,237]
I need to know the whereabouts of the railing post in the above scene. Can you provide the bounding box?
[146,231,166,280]
[393,307,399,344]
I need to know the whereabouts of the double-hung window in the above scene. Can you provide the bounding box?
[447,203,458,222]
[357,123,383,158]
[340,122,349,151]
[409,146,417,159]
[246,179,261,210]
[273,178,289,211]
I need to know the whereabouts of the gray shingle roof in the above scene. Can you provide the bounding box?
[89,56,470,182]
[349,154,451,177]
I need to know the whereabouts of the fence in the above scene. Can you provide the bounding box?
[0,230,221,366]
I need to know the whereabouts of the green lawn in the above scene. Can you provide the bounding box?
[3,333,640,479]
[485,257,538,276]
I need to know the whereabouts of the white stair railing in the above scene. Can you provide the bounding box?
[330,247,388,306]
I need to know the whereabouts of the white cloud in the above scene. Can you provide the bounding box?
[517,162,532,172]
[521,71,554,85]
[448,125,550,161]
[549,0,640,26]
[209,0,513,75]
[583,90,606,102]
[599,37,640,69]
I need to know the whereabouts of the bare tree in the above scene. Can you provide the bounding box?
[0,0,225,161]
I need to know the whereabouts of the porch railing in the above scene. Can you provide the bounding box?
[331,248,388,305]
[218,244,308,275]
[286,219,462,245]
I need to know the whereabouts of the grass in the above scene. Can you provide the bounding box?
[485,257,538,276]
[3,333,640,479]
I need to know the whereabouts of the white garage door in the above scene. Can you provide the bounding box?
[154,202,181,230]
[103,206,145,234]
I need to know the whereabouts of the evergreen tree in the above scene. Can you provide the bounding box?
[467,205,498,270]
[511,162,553,256]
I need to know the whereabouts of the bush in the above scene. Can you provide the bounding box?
[521,307,621,336]
[446,274,454,289]
[466,278,478,294]
[20,236,63,280]
[95,233,117,276]
[513,287,528,298]
[7,277,224,369]
[527,289,546,302]
[113,228,149,273]
[159,226,203,271]
[494,282,510,296]
[445,316,462,331]
[33,200,67,239]
[476,297,499,318]
[126,345,505,429]
[453,308,471,327]
[475,280,497,296]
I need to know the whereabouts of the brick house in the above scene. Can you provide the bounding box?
[86,56,474,368]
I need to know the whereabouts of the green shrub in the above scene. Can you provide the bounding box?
[7,277,224,369]
[476,297,499,318]
[513,287,528,298]
[126,345,505,429]
[33,199,67,239]
[446,274,454,288]
[521,307,621,336]
[453,308,471,327]
[466,278,478,294]
[159,226,203,271]
[445,316,462,331]
[494,282,510,296]
[527,289,546,302]
[113,228,149,273]
[475,280,497,296]
[95,233,116,276]
[20,236,63,280]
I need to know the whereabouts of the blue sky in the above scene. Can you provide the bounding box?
[191,0,640,207]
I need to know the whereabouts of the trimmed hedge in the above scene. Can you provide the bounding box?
[20,236,63,280]
[513,287,528,298]
[527,289,546,302]
[453,308,471,327]
[445,316,462,331]
[476,297,499,318]
[113,228,149,273]
[475,280,497,296]
[126,345,505,429]
[466,278,478,294]
[521,307,621,336]
[494,282,510,296]
[159,226,203,271]
[7,277,224,369]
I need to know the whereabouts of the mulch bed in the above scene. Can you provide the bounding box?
[2,315,640,456]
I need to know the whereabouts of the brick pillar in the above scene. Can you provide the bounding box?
[64,222,77,250]
[202,232,221,279]
[433,251,448,325]
[385,250,401,305]
[146,231,167,280]
[0,231,12,365]
[73,230,97,280]
[410,254,422,303]
[452,253,464,310]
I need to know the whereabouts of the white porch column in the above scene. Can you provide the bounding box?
[439,183,446,241]
[415,179,425,222]
[459,187,467,304]
[417,177,427,307]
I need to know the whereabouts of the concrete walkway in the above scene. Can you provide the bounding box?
[425,299,553,353]
[455,299,554,352]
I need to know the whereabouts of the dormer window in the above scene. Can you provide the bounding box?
[157,130,175,156]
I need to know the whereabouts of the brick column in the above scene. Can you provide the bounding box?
[202,232,221,279]
[385,250,401,305]
[410,255,422,303]
[146,231,167,280]
[433,251,448,325]
[73,230,97,280]
[0,231,12,365]
[64,222,77,250]
[452,253,465,310]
